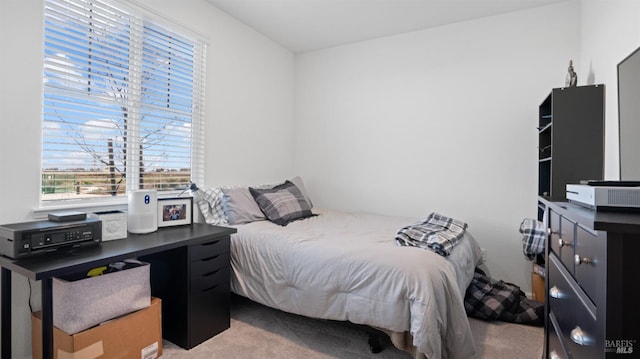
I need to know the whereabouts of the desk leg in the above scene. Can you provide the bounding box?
[1,268,10,359]
[41,278,53,359]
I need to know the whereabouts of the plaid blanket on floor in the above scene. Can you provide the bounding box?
[395,212,467,257]
[519,218,546,260]
[464,268,543,326]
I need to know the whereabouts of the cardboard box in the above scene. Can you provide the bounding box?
[32,297,162,359]
[53,261,151,334]
[532,262,545,278]
[531,271,545,303]
[88,211,127,241]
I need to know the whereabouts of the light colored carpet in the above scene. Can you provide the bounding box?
[162,295,544,359]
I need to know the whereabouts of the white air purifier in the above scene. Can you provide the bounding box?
[127,190,158,234]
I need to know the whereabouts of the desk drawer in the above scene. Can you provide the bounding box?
[548,255,598,359]
[191,265,229,294]
[189,283,230,346]
[191,251,229,276]
[574,224,600,306]
[190,236,229,261]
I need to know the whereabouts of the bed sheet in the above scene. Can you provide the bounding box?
[229,209,482,359]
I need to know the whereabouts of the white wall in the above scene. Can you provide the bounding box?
[1,2,50,357]
[294,1,582,291]
[0,0,295,357]
[579,0,640,179]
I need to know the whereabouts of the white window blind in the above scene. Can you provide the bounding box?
[41,0,205,204]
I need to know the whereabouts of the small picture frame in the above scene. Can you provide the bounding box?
[157,197,193,227]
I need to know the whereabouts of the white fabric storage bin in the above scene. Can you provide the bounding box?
[52,260,151,334]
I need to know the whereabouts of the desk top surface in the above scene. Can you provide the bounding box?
[0,223,236,280]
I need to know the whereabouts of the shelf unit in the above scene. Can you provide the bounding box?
[537,85,605,201]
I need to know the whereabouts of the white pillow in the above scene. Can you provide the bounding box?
[289,176,314,208]
[221,187,266,225]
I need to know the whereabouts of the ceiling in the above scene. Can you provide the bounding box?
[205,0,568,53]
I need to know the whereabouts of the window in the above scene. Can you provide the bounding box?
[41,0,205,205]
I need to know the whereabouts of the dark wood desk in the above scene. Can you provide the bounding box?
[0,223,236,359]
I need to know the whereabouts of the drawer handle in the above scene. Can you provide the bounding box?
[202,284,220,293]
[549,350,561,359]
[203,268,221,277]
[558,238,571,247]
[570,326,593,346]
[201,240,221,247]
[574,254,592,266]
[549,286,564,299]
[202,254,220,262]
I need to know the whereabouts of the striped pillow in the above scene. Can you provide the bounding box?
[249,181,315,226]
[196,187,227,225]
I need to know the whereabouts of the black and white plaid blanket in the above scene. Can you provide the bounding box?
[395,212,467,257]
[464,268,543,326]
[519,218,546,260]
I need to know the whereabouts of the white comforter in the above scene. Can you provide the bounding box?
[229,209,482,359]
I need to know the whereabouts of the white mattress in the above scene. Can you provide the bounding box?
[229,209,482,359]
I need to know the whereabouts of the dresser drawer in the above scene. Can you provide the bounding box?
[190,236,230,261]
[549,209,561,255]
[547,312,569,359]
[548,255,599,359]
[558,217,576,273]
[549,210,575,273]
[573,224,601,306]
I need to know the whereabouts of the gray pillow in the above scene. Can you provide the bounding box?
[249,181,315,226]
[221,187,266,225]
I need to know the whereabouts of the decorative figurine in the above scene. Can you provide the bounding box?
[565,60,577,87]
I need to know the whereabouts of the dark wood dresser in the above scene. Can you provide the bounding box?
[539,198,640,358]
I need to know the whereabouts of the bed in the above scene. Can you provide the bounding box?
[196,179,482,359]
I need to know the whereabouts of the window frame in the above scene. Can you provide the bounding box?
[39,0,206,210]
